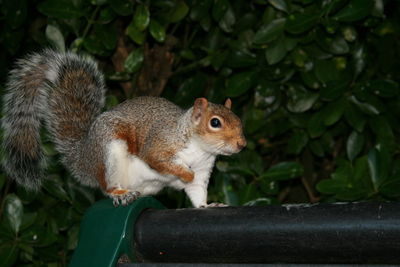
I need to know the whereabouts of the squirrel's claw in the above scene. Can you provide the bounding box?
[109,190,141,207]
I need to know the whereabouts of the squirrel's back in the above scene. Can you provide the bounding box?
[112,96,184,123]
[1,50,106,190]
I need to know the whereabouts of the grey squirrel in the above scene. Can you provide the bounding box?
[1,49,246,207]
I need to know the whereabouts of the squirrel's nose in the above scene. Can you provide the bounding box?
[237,139,247,150]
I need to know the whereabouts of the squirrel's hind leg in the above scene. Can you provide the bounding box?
[103,139,142,206]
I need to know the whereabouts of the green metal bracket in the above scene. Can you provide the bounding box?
[69,197,165,267]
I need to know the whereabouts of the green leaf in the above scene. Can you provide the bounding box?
[255,81,279,107]
[344,101,366,132]
[43,176,70,201]
[260,179,279,195]
[285,13,319,34]
[95,24,117,50]
[212,0,229,21]
[309,139,324,157]
[239,149,265,175]
[200,16,211,31]
[4,194,23,234]
[286,88,318,113]
[317,34,349,55]
[284,36,298,51]
[351,44,366,79]
[216,160,254,177]
[379,173,400,198]
[369,115,395,148]
[180,49,196,60]
[175,73,208,105]
[314,59,343,84]
[149,20,166,42]
[221,174,239,206]
[18,243,34,262]
[0,244,18,267]
[243,106,267,134]
[261,162,304,181]
[225,71,257,97]
[124,48,144,73]
[70,37,84,50]
[287,130,309,155]
[83,35,107,55]
[307,111,326,138]
[98,7,116,23]
[253,18,286,44]
[368,80,399,98]
[110,0,133,16]
[190,0,213,21]
[346,131,365,161]
[316,178,348,195]
[321,98,346,126]
[67,224,80,250]
[348,95,380,115]
[167,0,189,22]
[265,37,287,65]
[20,212,37,231]
[318,170,368,200]
[204,27,223,51]
[15,187,37,203]
[210,50,228,70]
[236,13,257,32]
[268,0,289,13]
[126,23,146,45]
[368,146,390,191]
[20,225,57,246]
[134,4,150,31]
[292,48,309,68]
[353,156,372,193]
[218,5,236,33]
[37,0,85,19]
[335,189,367,201]
[239,183,261,205]
[320,80,348,101]
[316,159,368,200]
[333,0,374,22]
[225,50,257,68]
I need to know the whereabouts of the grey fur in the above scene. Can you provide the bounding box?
[1,49,106,191]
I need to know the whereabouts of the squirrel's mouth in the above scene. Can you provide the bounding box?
[199,138,246,155]
[219,145,244,155]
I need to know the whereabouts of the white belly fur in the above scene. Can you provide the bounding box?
[105,139,215,198]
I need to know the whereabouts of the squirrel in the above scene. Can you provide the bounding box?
[1,49,246,208]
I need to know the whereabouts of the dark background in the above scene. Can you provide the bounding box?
[1,0,400,265]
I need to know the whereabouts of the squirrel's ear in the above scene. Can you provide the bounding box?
[192,98,208,124]
[224,98,232,109]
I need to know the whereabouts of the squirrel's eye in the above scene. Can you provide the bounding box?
[210,118,222,128]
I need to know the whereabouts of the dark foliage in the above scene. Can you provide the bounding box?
[1,0,400,265]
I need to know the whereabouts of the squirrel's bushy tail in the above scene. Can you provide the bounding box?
[1,50,106,191]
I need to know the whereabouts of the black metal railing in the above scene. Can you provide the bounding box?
[134,201,400,264]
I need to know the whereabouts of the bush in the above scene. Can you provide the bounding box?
[1,0,400,265]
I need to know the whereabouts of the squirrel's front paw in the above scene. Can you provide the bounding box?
[179,168,195,183]
[107,189,141,206]
[200,202,228,208]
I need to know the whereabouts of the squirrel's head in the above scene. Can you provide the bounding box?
[191,98,246,155]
